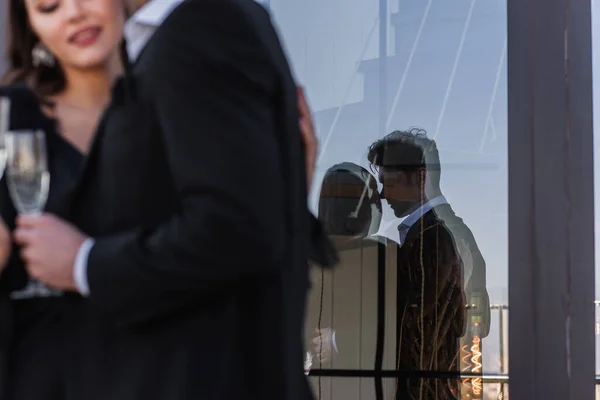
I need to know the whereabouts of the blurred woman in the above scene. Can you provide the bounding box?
[0,0,126,398]
[0,1,320,399]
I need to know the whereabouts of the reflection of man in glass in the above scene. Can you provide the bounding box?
[368,128,490,400]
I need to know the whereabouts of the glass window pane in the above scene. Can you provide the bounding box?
[307,377,375,400]
[380,378,508,400]
[264,0,508,398]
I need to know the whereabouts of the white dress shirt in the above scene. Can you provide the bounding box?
[124,0,185,62]
[397,196,448,245]
[73,0,185,296]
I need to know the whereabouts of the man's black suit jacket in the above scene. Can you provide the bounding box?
[66,1,336,399]
[394,206,467,400]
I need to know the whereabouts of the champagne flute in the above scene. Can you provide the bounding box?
[0,97,10,178]
[5,130,50,215]
[6,130,55,299]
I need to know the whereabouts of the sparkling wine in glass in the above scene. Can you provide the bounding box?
[5,130,50,215]
[5,129,54,299]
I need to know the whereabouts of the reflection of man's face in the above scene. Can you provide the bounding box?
[378,167,422,218]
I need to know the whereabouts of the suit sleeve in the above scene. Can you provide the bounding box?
[86,1,288,305]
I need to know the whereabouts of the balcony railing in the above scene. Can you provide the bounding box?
[308,302,600,390]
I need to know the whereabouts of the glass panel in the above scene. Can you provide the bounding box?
[381,378,509,400]
[264,0,508,398]
[306,377,510,400]
[307,377,375,400]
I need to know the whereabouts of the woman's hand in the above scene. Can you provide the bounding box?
[297,86,318,191]
[0,218,11,274]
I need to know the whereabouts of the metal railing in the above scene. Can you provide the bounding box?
[309,302,600,389]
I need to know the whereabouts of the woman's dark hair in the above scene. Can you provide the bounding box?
[2,0,129,97]
[2,0,66,96]
[318,163,382,237]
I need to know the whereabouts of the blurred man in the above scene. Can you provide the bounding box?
[367,128,490,399]
[14,0,337,399]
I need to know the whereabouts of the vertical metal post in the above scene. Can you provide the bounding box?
[375,1,387,399]
[498,306,507,397]
[378,0,387,132]
[508,0,595,398]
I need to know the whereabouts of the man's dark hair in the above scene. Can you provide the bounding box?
[367,128,441,188]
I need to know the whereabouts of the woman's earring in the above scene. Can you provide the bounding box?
[32,43,55,67]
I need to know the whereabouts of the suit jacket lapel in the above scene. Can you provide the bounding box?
[402,204,456,245]
[403,209,435,245]
[130,37,152,68]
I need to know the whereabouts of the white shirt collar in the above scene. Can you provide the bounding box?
[398,196,448,244]
[131,0,185,26]
[124,0,185,61]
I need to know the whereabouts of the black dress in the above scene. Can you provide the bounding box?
[0,84,85,400]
